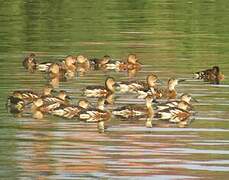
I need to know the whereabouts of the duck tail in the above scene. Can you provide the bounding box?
[193,71,205,79]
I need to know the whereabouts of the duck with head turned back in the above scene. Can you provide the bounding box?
[194,66,224,84]
[23,53,37,72]
[89,55,112,70]
[83,77,117,99]
[125,53,142,71]
[76,55,91,75]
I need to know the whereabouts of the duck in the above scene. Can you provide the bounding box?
[51,99,90,119]
[124,53,142,71]
[76,55,91,75]
[155,93,196,111]
[48,63,68,81]
[155,106,191,124]
[83,77,117,98]
[194,66,224,84]
[112,95,154,120]
[22,53,37,72]
[41,90,71,106]
[23,53,55,72]
[89,55,112,70]
[78,98,111,132]
[11,85,54,103]
[116,73,160,94]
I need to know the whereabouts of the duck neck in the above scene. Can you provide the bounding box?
[106,82,115,93]
[168,84,176,91]
[146,100,154,119]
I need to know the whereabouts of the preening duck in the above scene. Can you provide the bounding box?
[83,77,117,98]
[194,66,224,84]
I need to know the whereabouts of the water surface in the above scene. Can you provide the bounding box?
[1,1,229,179]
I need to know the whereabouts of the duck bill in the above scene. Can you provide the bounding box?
[156,79,163,84]
[66,95,72,100]
[178,79,186,83]
[191,97,199,103]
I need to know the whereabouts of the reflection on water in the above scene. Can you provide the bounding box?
[1,0,229,179]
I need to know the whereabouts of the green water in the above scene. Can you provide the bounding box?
[1,1,229,179]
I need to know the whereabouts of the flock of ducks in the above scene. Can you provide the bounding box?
[7,53,225,132]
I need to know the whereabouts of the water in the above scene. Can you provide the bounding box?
[1,0,229,179]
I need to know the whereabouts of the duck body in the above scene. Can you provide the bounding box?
[194,66,224,84]
[117,74,160,94]
[37,62,53,72]
[116,80,146,93]
[51,104,84,119]
[83,77,116,98]
[78,108,111,122]
[112,105,148,120]
[155,107,191,123]
[12,90,39,103]
[113,96,154,120]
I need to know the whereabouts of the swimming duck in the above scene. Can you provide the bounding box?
[41,90,71,105]
[51,99,90,119]
[124,53,142,71]
[11,85,54,103]
[155,106,191,123]
[112,95,154,120]
[90,55,112,70]
[83,77,116,98]
[48,63,68,81]
[76,55,91,75]
[194,66,224,84]
[22,53,37,72]
[117,74,160,94]
[155,93,196,111]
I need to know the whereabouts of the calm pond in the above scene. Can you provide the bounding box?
[0,1,229,179]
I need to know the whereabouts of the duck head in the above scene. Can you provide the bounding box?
[43,85,55,96]
[77,55,88,64]
[58,90,71,101]
[147,74,160,87]
[212,66,220,74]
[64,55,77,67]
[127,54,138,64]
[49,63,60,75]
[100,55,111,65]
[168,78,178,91]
